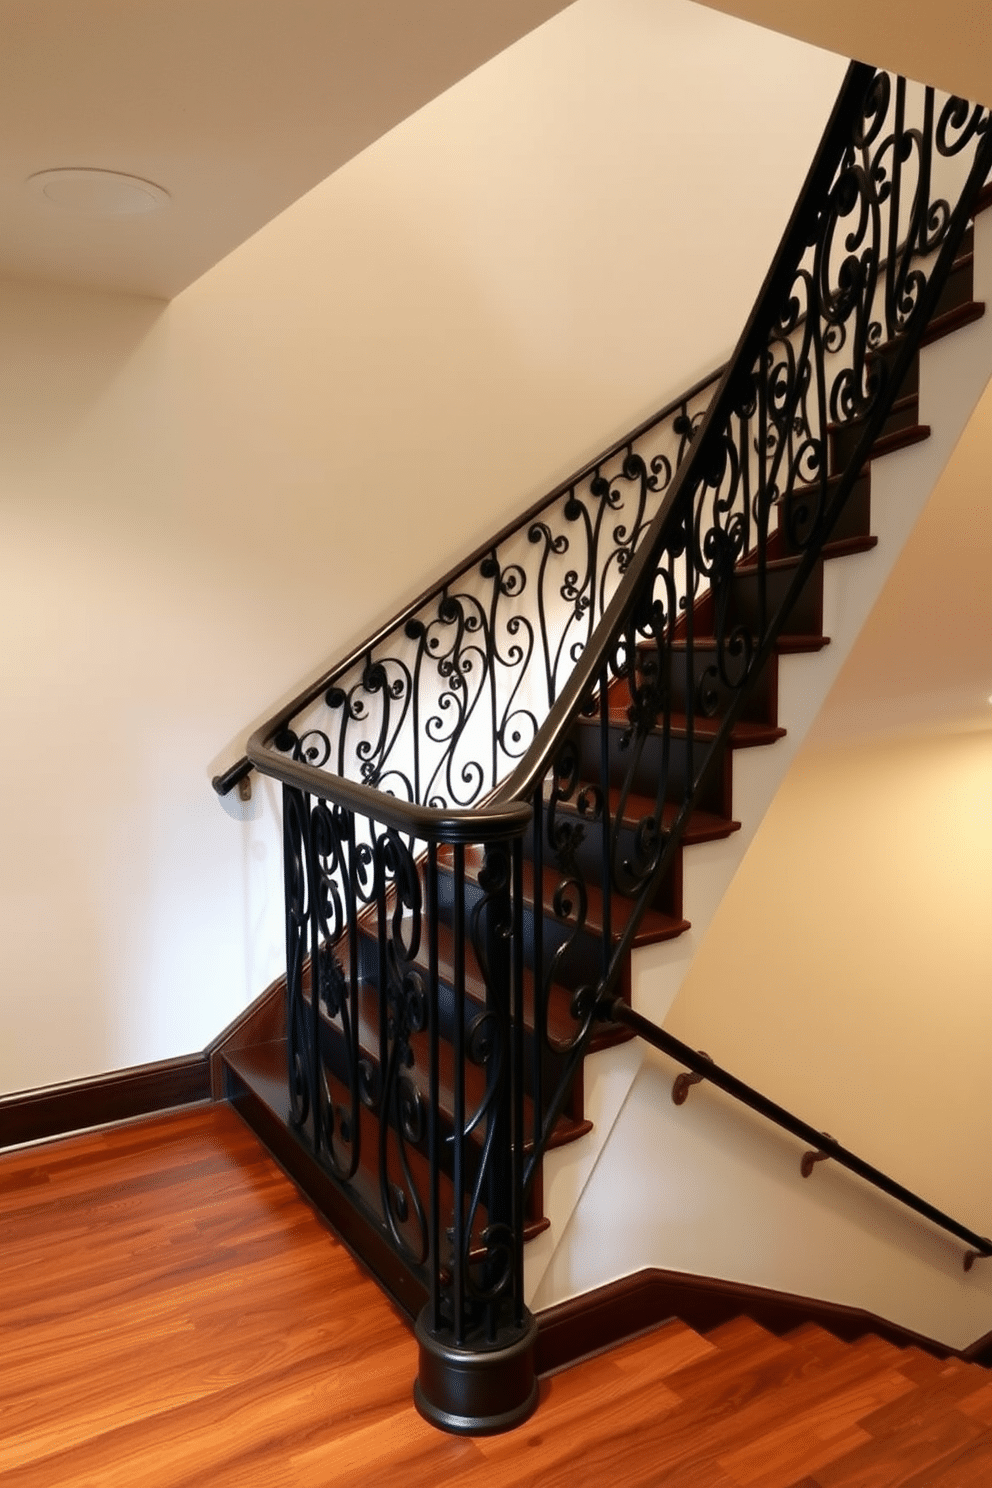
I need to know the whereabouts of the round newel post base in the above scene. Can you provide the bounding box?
[413,1305,539,1435]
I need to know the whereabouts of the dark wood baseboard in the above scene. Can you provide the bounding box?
[535,1267,989,1375]
[0,1054,211,1150]
[0,973,289,1149]
[964,1328,992,1367]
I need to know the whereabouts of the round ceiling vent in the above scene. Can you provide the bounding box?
[27,168,170,217]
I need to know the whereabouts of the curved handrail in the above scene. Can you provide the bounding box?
[244,741,531,843]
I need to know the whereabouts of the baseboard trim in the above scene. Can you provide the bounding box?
[0,1054,211,1150]
[0,973,289,1150]
[535,1268,989,1375]
[964,1329,992,1367]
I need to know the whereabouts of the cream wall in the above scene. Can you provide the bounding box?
[0,1,846,1094]
[667,728,992,1233]
[531,726,992,1346]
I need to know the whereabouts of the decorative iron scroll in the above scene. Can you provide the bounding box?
[280,780,524,1333]
[282,783,433,1263]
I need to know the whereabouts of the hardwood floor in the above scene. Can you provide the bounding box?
[2,1104,990,1487]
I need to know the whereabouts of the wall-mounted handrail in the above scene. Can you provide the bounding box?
[608,997,992,1270]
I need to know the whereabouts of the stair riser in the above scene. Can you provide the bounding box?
[638,644,779,727]
[773,467,872,559]
[723,557,824,640]
[830,394,920,472]
[573,718,731,818]
[523,810,682,923]
[933,232,975,318]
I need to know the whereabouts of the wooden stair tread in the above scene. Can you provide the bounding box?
[644,631,831,656]
[605,786,739,846]
[864,420,931,461]
[775,632,831,653]
[222,1038,553,1251]
[739,533,878,569]
[921,296,985,347]
[587,704,786,749]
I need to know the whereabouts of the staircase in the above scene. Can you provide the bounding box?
[213,66,992,1432]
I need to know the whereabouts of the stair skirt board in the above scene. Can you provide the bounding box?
[534,1269,992,1377]
[525,204,992,1330]
[207,972,286,1100]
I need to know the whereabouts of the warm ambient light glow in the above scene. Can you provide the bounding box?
[27,168,170,218]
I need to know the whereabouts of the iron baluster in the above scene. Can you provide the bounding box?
[531,780,545,1155]
[451,841,466,1346]
[510,836,526,1330]
[426,840,442,1335]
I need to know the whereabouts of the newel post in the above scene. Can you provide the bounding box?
[413,832,538,1434]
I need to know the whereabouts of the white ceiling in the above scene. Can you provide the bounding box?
[697,0,992,108]
[0,0,572,299]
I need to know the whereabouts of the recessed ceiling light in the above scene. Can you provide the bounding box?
[27,168,170,218]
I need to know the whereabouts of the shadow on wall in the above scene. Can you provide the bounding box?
[0,279,165,481]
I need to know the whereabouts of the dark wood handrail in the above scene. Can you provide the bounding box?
[608,997,992,1266]
[241,740,532,843]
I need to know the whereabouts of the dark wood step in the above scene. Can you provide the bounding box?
[921,295,985,347]
[223,1039,552,1273]
[589,703,786,750]
[609,636,782,729]
[303,972,592,1165]
[571,709,734,819]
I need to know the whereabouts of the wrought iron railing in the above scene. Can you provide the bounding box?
[240,63,992,1432]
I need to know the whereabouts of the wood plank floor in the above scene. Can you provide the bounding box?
[2,1104,990,1487]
